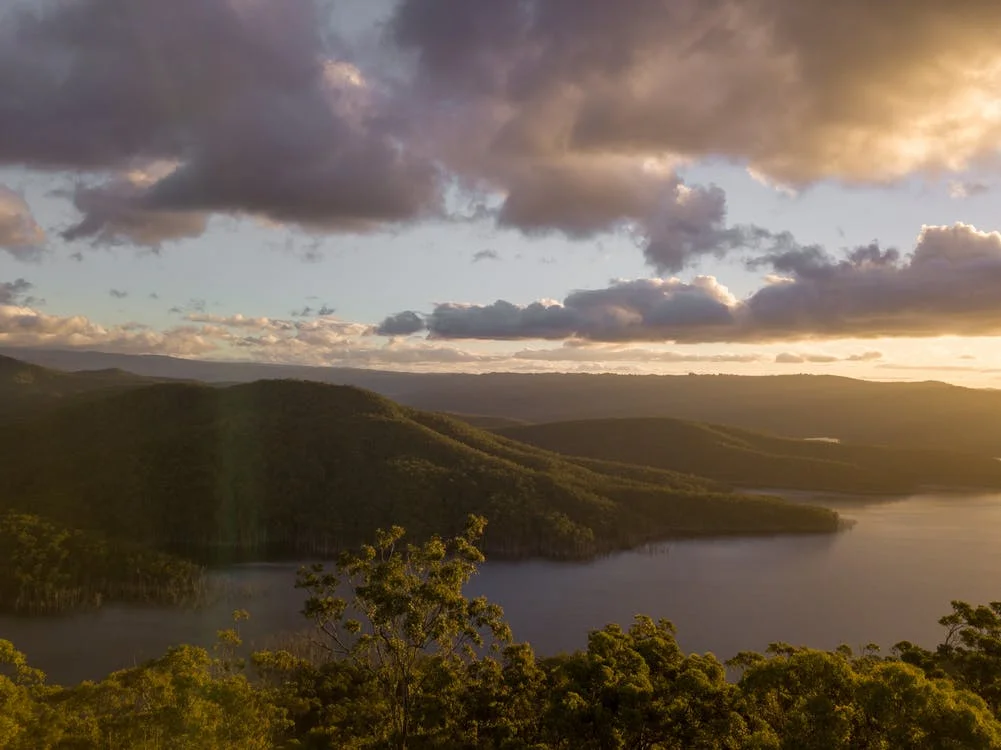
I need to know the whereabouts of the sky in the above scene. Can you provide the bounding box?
[2,0,1001,385]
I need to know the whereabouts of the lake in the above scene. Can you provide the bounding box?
[3,491,1001,685]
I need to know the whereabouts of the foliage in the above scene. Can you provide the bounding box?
[0,638,289,749]
[895,600,1001,714]
[0,511,205,614]
[2,520,1001,748]
[295,516,511,748]
[731,644,1001,749]
[0,379,838,563]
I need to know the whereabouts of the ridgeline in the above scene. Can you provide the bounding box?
[0,374,838,567]
[496,417,1001,494]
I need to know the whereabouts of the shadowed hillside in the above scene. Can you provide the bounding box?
[0,379,838,561]
[7,349,1001,455]
[497,418,1001,493]
[0,354,176,417]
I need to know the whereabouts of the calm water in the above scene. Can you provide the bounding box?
[3,492,1001,685]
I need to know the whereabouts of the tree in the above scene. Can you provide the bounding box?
[295,514,511,749]
[539,617,745,750]
[732,644,1001,749]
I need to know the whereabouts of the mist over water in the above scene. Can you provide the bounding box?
[3,492,1000,685]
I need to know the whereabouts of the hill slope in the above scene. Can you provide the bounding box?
[401,373,1001,456]
[497,418,1001,493]
[0,379,838,561]
[0,354,174,417]
[7,349,1001,455]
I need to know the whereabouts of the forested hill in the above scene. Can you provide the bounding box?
[398,373,1001,456]
[0,353,173,417]
[8,347,1001,455]
[497,418,1001,494]
[0,378,838,561]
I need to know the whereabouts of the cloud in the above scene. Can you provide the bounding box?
[514,343,762,364]
[0,294,770,371]
[492,160,759,272]
[168,298,207,315]
[385,223,1001,343]
[1,0,443,247]
[108,289,129,300]
[0,305,220,356]
[878,363,1001,374]
[61,167,209,249]
[472,249,500,262]
[391,0,1001,185]
[0,279,38,306]
[0,299,421,366]
[415,276,738,341]
[4,0,994,268]
[949,180,991,199]
[0,186,45,260]
[775,351,882,364]
[377,310,427,336]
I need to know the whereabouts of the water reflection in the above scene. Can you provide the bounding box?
[2,492,999,685]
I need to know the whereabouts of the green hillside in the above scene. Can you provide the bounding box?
[0,511,204,614]
[0,378,838,562]
[496,417,1001,493]
[0,354,172,417]
[395,372,1001,456]
[11,349,1001,455]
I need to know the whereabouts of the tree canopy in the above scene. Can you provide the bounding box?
[2,518,1000,749]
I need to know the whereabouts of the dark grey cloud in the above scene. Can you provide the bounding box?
[1,0,443,247]
[472,249,500,262]
[292,304,335,317]
[0,186,45,260]
[61,175,209,249]
[109,289,128,299]
[403,276,738,342]
[3,0,998,269]
[0,278,38,306]
[376,310,427,336]
[742,224,1001,340]
[493,162,756,272]
[383,223,1001,343]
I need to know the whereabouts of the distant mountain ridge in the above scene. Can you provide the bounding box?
[4,347,1001,455]
[0,353,177,417]
[496,418,1001,494]
[0,369,838,560]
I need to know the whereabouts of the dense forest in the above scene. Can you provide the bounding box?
[0,374,839,567]
[0,354,173,419]
[497,417,1001,493]
[9,348,1001,456]
[0,512,205,615]
[2,518,999,749]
